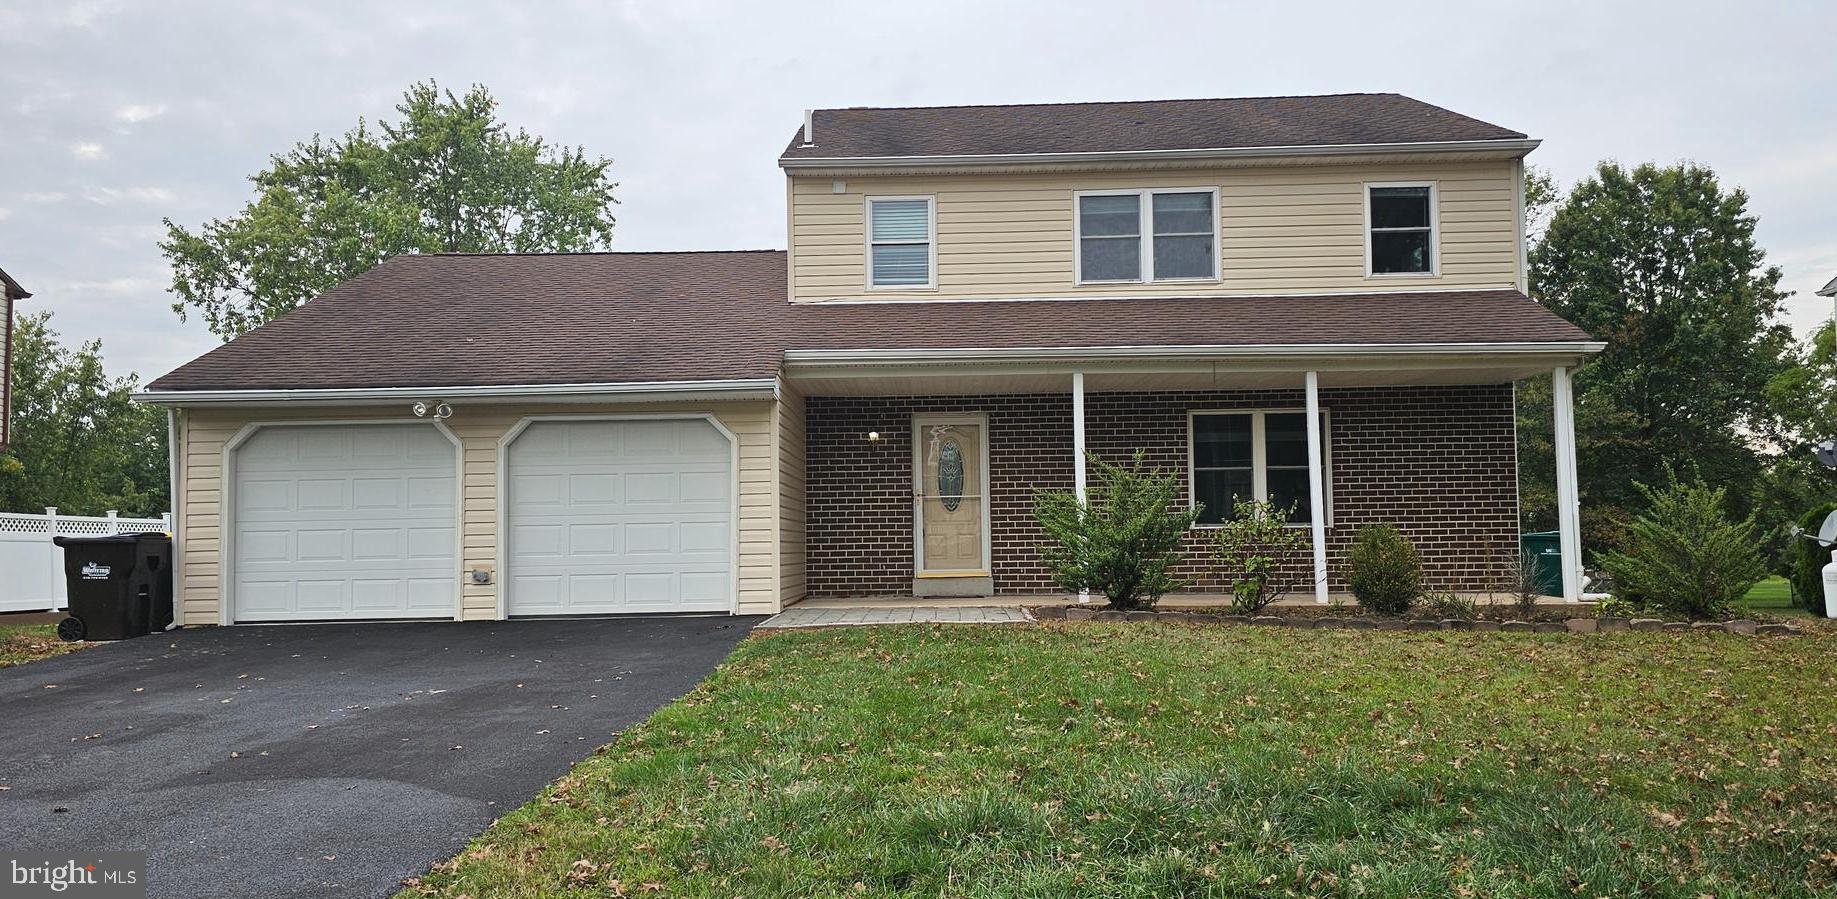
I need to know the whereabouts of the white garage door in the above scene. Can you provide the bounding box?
[505,418,732,616]
[231,424,458,622]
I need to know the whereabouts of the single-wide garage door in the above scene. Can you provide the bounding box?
[505,418,732,615]
[231,424,458,622]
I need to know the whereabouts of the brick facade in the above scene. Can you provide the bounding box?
[804,385,1519,598]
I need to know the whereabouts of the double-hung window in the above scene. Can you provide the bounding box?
[1189,410,1330,526]
[1076,189,1217,283]
[1367,183,1437,275]
[867,196,935,288]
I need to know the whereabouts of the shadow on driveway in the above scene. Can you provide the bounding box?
[0,616,758,898]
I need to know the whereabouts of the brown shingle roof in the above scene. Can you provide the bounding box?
[0,266,30,301]
[146,251,1592,393]
[780,94,1526,162]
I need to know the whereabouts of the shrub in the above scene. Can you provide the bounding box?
[1033,450,1201,611]
[1422,590,1476,620]
[1210,499,1310,614]
[1595,596,1643,619]
[1346,524,1422,615]
[1596,468,1766,620]
[1784,502,1837,612]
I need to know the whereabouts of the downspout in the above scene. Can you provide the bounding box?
[165,407,182,629]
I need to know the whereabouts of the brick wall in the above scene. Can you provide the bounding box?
[804,385,1518,597]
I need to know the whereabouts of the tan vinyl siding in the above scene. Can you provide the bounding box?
[775,387,807,605]
[790,160,1520,301]
[174,399,782,625]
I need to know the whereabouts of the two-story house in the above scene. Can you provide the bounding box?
[138,94,1600,626]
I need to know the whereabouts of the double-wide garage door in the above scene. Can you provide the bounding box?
[229,418,732,623]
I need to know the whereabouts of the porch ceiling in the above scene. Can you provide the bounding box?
[783,355,1571,397]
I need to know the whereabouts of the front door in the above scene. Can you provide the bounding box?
[913,415,990,576]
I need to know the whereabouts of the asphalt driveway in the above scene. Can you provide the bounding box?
[0,616,758,899]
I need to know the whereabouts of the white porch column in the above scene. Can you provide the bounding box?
[1552,365,1584,602]
[1072,371,1090,603]
[1072,371,1087,502]
[1304,371,1330,604]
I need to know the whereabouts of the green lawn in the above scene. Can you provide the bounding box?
[1740,576,1816,619]
[0,622,82,668]
[404,624,1837,898]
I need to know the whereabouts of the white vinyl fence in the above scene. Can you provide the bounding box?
[0,508,171,613]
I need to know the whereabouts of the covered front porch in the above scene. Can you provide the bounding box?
[780,346,1590,606]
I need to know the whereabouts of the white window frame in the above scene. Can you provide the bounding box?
[864,195,937,290]
[1364,181,1440,278]
[1186,408,1333,529]
[1073,187,1221,285]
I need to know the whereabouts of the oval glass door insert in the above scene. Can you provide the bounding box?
[937,438,965,511]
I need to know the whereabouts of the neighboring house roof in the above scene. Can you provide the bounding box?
[1818,275,1837,297]
[145,251,1595,393]
[779,93,1528,163]
[0,267,30,301]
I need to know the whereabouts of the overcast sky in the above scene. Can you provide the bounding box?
[2,0,1833,382]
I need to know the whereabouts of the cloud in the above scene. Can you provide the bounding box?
[71,141,106,160]
[86,185,176,205]
[23,192,68,204]
[114,103,167,124]
[0,208,10,222]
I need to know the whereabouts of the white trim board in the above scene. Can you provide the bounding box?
[135,379,780,407]
[779,138,1544,171]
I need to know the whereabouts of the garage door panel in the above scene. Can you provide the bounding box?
[351,479,402,509]
[507,419,733,616]
[569,523,620,555]
[232,424,457,622]
[238,480,292,514]
[295,529,348,562]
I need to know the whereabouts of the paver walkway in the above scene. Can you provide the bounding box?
[756,606,1034,629]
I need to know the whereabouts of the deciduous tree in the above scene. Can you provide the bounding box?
[162,81,618,338]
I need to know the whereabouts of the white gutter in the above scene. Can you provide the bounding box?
[784,341,1605,367]
[133,378,781,406]
[779,138,1541,171]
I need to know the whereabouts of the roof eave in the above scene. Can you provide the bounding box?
[778,138,1541,171]
[784,340,1604,367]
[133,378,781,407]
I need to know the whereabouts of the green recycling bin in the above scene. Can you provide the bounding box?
[1519,531,1564,597]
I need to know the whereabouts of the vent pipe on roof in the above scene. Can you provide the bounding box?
[801,109,814,146]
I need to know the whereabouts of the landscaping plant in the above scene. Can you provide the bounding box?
[1783,502,1837,612]
[1033,450,1200,610]
[1210,498,1309,614]
[1421,589,1477,620]
[1597,467,1766,620]
[1346,523,1422,615]
[1499,546,1544,617]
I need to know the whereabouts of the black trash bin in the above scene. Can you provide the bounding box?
[51,533,174,642]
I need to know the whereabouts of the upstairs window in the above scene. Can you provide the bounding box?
[1367,183,1436,275]
[1077,189,1217,283]
[867,196,935,288]
[1189,410,1330,526]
